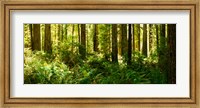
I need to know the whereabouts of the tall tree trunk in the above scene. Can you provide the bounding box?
[44,24,52,53]
[132,24,135,52]
[29,24,34,50]
[107,24,111,60]
[157,24,167,83]
[72,24,75,36]
[57,24,61,45]
[58,24,60,40]
[93,24,99,52]
[121,24,128,56]
[80,24,86,59]
[142,24,147,57]
[78,24,80,43]
[127,24,132,65]
[109,25,111,57]
[156,24,159,54]
[60,24,63,40]
[32,24,41,51]
[40,24,44,51]
[118,25,122,56]
[65,24,68,40]
[71,24,75,52]
[112,24,118,63]
[54,24,57,44]
[137,24,140,51]
[149,24,153,53]
[167,24,176,84]
[160,24,166,47]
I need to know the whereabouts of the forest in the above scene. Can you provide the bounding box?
[24,24,176,84]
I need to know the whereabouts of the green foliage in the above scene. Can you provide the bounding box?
[24,49,70,84]
[24,46,167,84]
[24,24,172,84]
[24,24,31,48]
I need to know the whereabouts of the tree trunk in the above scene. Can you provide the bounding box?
[106,24,111,60]
[80,24,86,59]
[132,24,135,52]
[44,24,52,53]
[156,24,159,54]
[65,24,68,40]
[121,24,128,56]
[142,24,147,57]
[58,24,60,40]
[127,24,132,65]
[78,24,80,43]
[93,24,99,52]
[32,24,41,51]
[160,24,166,47]
[112,24,118,63]
[167,24,176,84]
[149,24,153,53]
[157,24,167,83]
[57,24,61,45]
[54,24,57,43]
[71,24,75,52]
[29,24,34,50]
[137,24,140,51]
[61,24,63,41]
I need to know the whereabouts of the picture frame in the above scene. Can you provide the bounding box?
[0,0,199,107]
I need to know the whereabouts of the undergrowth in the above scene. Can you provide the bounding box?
[24,45,167,84]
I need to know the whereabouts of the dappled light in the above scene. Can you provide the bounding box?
[24,24,176,84]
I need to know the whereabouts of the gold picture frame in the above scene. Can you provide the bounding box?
[0,0,199,107]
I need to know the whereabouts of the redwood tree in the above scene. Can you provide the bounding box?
[167,24,176,84]
[132,24,135,52]
[149,24,153,52]
[127,24,132,65]
[112,24,118,63]
[142,24,147,57]
[93,24,99,52]
[80,24,86,59]
[32,24,41,51]
[137,24,140,51]
[44,24,52,53]
[29,24,33,50]
[121,24,128,56]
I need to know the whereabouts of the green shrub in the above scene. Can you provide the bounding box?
[24,50,70,84]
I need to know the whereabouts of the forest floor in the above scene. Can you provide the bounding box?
[24,48,167,84]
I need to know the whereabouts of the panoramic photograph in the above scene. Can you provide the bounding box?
[24,24,176,84]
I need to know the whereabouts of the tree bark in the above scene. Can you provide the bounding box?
[112,24,118,63]
[93,24,99,52]
[142,24,147,57]
[127,24,132,65]
[65,24,68,40]
[32,24,41,51]
[29,24,34,50]
[167,24,176,84]
[149,24,153,53]
[121,24,128,56]
[57,24,61,45]
[160,24,166,47]
[132,24,135,52]
[58,24,60,41]
[71,24,75,52]
[156,24,159,54]
[44,24,52,53]
[78,24,80,43]
[137,24,140,51]
[61,24,63,41]
[157,24,167,83]
[80,24,86,59]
